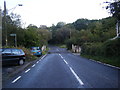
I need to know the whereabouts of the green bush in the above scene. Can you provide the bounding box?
[102,38,120,57]
[65,39,72,50]
[81,38,120,57]
[81,43,102,56]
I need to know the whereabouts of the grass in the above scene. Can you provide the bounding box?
[81,54,120,67]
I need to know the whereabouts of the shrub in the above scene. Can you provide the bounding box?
[81,43,103,56]
[65,39,72,50]
[102,38,120,57]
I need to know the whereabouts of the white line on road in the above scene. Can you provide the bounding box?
[89,59,120,69]
[59,54,64,59]
[25,68,31,73]
[59,54,61,57]
[41,54,47,60]
[12,76,21,83]
[61,56,64,59]
[63,59,68,65]
[69,67,84,86]
[59,54,84,86]
[36,61,39,63]
[32,64,36,67]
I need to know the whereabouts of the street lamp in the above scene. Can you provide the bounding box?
[4,1,23,46]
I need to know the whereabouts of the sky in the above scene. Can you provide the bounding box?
[0,0,110,27]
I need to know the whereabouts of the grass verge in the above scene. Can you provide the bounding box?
[81,54,120,68]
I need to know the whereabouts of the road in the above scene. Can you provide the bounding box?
[3,46,120,88]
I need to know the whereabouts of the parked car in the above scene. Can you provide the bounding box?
[1,48,26,65]
[30,47,42,57]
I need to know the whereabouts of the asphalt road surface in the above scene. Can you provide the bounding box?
[3,46,120,88]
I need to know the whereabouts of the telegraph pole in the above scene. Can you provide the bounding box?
[4,1,7,46]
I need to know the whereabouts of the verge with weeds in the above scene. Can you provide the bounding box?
[81,38,120,67]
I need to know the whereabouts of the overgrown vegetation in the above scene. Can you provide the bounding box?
[81,54,120,67]
[2,13,52,48]
[2,0,120,67]
[81,38,120,67]
[48,13,119,67]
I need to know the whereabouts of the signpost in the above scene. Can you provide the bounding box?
[10,34,17,47]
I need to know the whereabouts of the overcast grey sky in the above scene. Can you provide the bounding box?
[0,0,110,27]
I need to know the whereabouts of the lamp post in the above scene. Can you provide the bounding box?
[4,0,22,46]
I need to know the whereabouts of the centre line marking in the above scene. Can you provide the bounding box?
[36,61,39,63]
[59,54,84,86]
[69,67,84,85]
[25,68,31,73]
[12,76,21,83]
[59,54,64,59]
[61,56,64,59]
[63,59,68,65]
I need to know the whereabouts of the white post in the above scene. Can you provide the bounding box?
[15,34,17,47]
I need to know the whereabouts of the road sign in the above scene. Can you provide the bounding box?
[10,34,16,36]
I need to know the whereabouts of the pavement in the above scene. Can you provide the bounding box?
[2,46,120,88]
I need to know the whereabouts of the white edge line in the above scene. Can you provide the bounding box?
[89,59,120,69]
[69,67,84,85]
[41,54,47,60]
[32,64,35,67]
[12,76,21,83]
[25,68,31,73]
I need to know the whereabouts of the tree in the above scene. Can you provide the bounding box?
[27,24,38,29]
[73,18,89,30]
[56,22,66,28]
[2,11,22,46]
[105,0,120,37]
[106,0,120,20]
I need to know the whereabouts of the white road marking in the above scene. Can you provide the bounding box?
[32,64,36,67]
[69,67,84,85]
[41,54,47,60]
[59,54,61,57]
[89,59,120,69]
[63,59,68,65]
[59,54,84,86]
[12,76,21,83]
[59,54,64,59]
[25,68,31,73]
[61,56,64,59]
[36,61,39,63]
